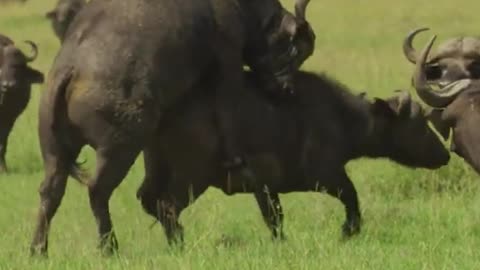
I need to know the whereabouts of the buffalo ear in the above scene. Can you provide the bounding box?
[372,98,396,119]
[46,10,57,20]
[392,90,412,117]
[426,108,451,140]
[26,67,44,84]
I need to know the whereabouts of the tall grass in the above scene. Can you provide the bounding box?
[1,0,479,269]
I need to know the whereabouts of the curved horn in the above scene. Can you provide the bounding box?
[403,27,430,64]
[413,35,471,108]
[23,40,38,62]
[295,0,310,20]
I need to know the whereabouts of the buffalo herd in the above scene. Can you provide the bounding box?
[0,0,478,257]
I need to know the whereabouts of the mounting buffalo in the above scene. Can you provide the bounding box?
[136,70,450,244]
[0,39,44,173]
[404,28,480,174]
[46,0,86,42]
[30,0,315,256]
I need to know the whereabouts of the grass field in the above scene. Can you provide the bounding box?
[1,0,480,269]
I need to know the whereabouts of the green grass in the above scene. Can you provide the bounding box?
[1,0,480,269]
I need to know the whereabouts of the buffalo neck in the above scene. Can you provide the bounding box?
[350,109,391,160]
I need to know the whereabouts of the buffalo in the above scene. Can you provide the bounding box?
[137,70,450,244]
[405,29,480,174]
[30,0,315,256]
[46,0,86,42]
[0,40,44,173]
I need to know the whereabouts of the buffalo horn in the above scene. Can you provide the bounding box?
[295,0,310,20]
[403,27,430,64]
[413,35,471,108]
[23,40,38,62]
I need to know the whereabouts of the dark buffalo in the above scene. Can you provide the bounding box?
[407,30,480,174]
[46,0,86,42]
[137,71,450,243]
[0,41,44,173]
[30,0,315,256]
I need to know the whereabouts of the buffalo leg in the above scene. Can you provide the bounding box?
[323,170,361,237]
[30,146,81,256]
[88,146,141,255]
[137,155,185,244]
[155,197,187,246]
[138,140,185,244]
[139,188,187,245]
[0,130,8,173]
[137,141,172,217]
[254,187,285,240]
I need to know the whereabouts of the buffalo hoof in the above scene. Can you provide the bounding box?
[341,217,361,238]
[0,164,7,174]
[98,232,119,257]
[167,231,185,249]
[271,232,286,242]
[29,244,48,258]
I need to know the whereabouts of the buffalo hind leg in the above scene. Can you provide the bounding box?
[254,186,285,240]
[88,146,141,255]
[30,148,81,256]
[323,170,361,237]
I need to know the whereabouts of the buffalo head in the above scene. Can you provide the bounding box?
[246,0,315,94]
[373,90,450,168]
[0,41,44,102]
[403,28,479,108]
[46,0,86,42]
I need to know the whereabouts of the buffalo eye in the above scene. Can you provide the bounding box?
[425,64,442,81]
[468,61,480,79]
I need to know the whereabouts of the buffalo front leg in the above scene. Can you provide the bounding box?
[0,127,11,173]
[138,187,187,246]
[155,197,187,246]
[254,186,285,240]
[323,170,361,237]
[88,146,141,255]
[138,148,185,246]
